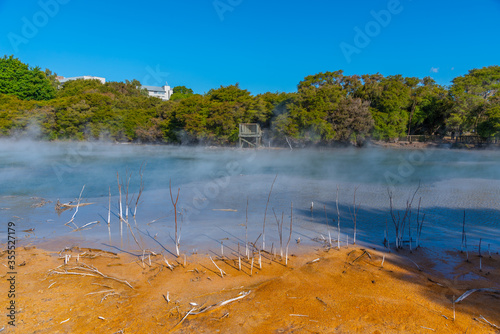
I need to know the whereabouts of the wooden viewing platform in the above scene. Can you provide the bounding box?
[239,123,262,148]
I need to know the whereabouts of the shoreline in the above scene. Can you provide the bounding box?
[2,136,500,151]
[2,242,499,333]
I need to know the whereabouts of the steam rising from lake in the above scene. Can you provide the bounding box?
[1,139,499,253]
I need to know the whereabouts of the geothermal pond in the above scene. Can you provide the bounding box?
[1,140,499,255]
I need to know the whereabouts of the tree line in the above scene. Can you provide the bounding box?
[0,55,499,146]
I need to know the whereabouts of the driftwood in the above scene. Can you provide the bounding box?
[191,291,251,315]
[49,262,133,289]
[454,288,500,303]
[55,200,94,214]
[168,291,251,333]
[475,315,500,330]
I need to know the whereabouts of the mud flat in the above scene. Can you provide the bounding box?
[1,242,499,333]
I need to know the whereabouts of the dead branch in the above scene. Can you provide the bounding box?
[285,201,293,266]
[209,256,226,278]
[169,179,181,256]
[455,288,500,303]
[262,174,278,251]
[348,186,360,244]
[50,262,133,289]
[64,185,86,227]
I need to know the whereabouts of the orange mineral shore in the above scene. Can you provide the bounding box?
[1,244,499,333]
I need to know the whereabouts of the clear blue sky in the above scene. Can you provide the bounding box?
[0,0,499,95]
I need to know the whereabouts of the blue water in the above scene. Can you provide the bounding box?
[1,139,499,254]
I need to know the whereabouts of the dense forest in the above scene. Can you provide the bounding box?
[0,55,499,146]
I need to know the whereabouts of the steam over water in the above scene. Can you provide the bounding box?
[1,139,499,254]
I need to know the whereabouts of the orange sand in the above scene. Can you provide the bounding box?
[1,244,499,333]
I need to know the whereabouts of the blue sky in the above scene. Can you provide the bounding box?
[0,0,499,95]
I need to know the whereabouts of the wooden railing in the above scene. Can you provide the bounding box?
[399,135,438,143]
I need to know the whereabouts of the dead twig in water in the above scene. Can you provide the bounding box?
[169,179,181,256]
[336,185,340,249]
[388,183,420,249]
[285,201,293,266]
[71,221,100,232]
[64,185,86,228]
[461,210,467,253]
[415,197,425,248]
[133,162,146,218]
[273,208,284,258]
[262,174,278,251]
[348,186,360,244]
[324,205,332,248]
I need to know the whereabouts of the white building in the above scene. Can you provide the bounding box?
[57,76,106,84]
[142,83,173,101]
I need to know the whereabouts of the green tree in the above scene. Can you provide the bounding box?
[0,55,56,100]
[57,78,105,98]
[257,91,294,128]
[449,65,500,135]
[369,75,411,140]
[410,80,452,136]
[280,71,373,144]
[477,96,500,139]
[170,85,194,101]
[288,71,348,142]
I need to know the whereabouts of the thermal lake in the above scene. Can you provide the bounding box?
[1,139,499,255]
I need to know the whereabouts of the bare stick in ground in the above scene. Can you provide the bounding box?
[210,256,226,278]
[262,174,278,251]
[169,180,181,256]
[478,315,500,330]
